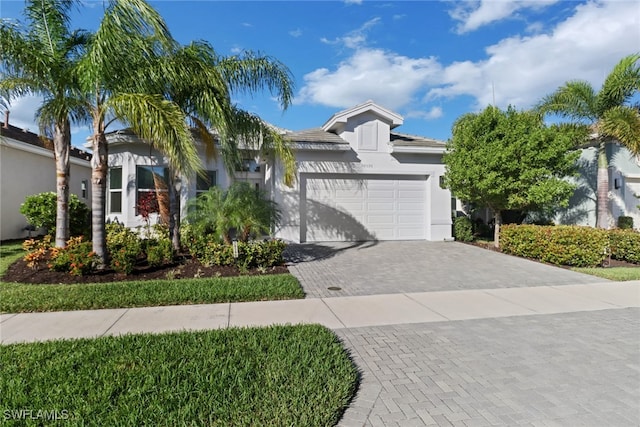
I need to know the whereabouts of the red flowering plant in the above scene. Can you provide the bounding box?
[136,192,159,238]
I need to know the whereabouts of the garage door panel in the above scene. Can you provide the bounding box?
[304,175,427,241]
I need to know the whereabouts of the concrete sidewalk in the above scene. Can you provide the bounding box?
[2,281,639,344]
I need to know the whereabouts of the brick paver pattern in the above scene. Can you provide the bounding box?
[336,309,640,427]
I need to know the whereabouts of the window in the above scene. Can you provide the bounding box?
[81,180,88,199]
[236,158,260,172]
[196,170,217,196]
[108,168,122,213]
[136,165,169,213]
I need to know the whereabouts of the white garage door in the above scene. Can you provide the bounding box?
[302,174,428,242]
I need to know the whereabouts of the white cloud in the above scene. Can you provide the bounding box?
[296,48,442,110]
[344,0,363,5]
[3,94,41,132]
[406,107,444,120]
[289,28,303,38]
[321,17,381,49]
[450,0,559,33]
[429,0,640,110]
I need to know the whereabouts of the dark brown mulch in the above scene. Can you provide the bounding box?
[3,256,289,285]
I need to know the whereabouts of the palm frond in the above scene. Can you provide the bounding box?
[597,53,640,115]
[537,81,597,122]
[107,93,202,177]
[601,106,640,155]
[217,50,294,109]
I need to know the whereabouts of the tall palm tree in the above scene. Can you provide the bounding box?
[76,0,201,266]
[143,42,296,251]
[538,54,640,228]
[0,0,89,247]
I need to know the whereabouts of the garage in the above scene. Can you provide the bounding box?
[301,174,428,242]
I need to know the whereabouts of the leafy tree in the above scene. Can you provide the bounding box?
[0,0,89,247]
[444,106,581,247]
[538,54,640,228]
[76,0,202,267]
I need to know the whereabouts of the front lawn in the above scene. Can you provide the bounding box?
[0,274,303,313]
[571,267,640,281]
[1,325,358,426]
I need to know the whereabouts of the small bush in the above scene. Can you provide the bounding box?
[609,229,640,264]
[501,224,608,267]
[453,216,474,242]
[617,216,634,230]
[146,238,173,267]
[185,234,287,269]
[49,237,97,276]
[22,235,53,269]
[20,192,90,236]
[106,223,141,274]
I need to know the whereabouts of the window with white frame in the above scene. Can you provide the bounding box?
[196,170,217,196]
[108,168,122,214]
[136,165,169,213]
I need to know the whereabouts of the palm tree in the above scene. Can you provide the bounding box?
[76,0,201,266]
[142,42,296,251]
[538,54,640,228]
[0,0,89,247]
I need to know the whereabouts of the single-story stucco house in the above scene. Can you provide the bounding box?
[0,116,92,241]
[104,101,454,242]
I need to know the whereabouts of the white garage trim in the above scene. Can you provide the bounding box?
[300,173,430,242]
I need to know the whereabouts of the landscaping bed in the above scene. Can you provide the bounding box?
[4,255,289,285]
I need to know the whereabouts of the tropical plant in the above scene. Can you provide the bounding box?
[538,54,640,228]
[185,182,281,244]
[444,106,581,247]
[138,41,296,251]
[0,0,90,247]
[76,0,202,267]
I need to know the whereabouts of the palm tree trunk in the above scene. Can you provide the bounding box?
[53,120,71,248]
[91,121,109,268]
[596,140,610,229]
[493,210,502,249]
[168,172,181,253]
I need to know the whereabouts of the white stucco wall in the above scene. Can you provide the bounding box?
[0,138,91,241]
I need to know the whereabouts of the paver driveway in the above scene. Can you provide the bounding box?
[285,241,605,298]
[286,241,639,426]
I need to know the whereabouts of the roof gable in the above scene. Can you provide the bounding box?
[322,100,403,133]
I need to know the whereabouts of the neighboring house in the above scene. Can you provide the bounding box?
[0,115,92,241]
[105,101,453,242]
[557,142,640,228]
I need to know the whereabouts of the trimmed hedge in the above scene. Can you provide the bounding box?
[500,225,609,267]
[183,235,286,269]
[609,229,640,264]
[617,216,634,229]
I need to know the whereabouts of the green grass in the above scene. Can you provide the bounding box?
[0,241,24,276]
[571,267,640,281]
[0,274,304,313]
[1,325,358,426]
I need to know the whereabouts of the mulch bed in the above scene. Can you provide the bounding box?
[3,256,289,285]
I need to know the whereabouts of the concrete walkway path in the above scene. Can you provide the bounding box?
[2,281,639,344]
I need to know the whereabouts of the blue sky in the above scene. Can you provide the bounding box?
[1,0,639,147]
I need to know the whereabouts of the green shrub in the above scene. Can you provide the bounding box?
[20,192,90,237]
[187,237,287,269]
[617,216,634,230]
[501,224,608,267]
[453,216,474,242]
[106,223,141,274]
[609,229,640,264]
[49,237,97,276]
[146,238,173,267]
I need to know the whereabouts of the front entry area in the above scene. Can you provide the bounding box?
[300,174,428,242]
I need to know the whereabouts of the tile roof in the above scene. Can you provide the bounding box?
[390,132,446,148]
[1,123,92,161]
[284,128,348,144]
